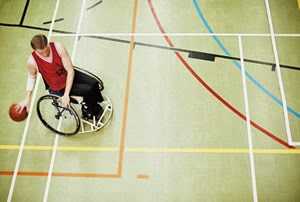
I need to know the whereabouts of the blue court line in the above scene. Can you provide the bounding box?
[192,0,300,118]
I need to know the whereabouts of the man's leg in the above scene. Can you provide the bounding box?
[73,70,104,104]
[69,83,102,119]
[70,71,104,119]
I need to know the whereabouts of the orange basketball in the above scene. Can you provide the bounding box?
[9,104,28,122]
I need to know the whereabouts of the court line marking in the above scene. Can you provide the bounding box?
[2,22,300,37]
[7,1,61,201]
[71,0,86,61]
[1,145,299,154]
[43,17,64,25]
[43,1,87,201]
[19,0,30,25]
[192,0,300,121]
[51,33,300,37]
[0,171,119,178]
[44,136,59,202]
[193,0,300,146]
[126,148,300,154]
[51,34,300,71]
[1,146,300,179]
[137,174,149,179]
[86,0,103,11]
[3,19,300,71]
[1,146,300,178]
[238,35,258,202]
[192,0,300,146]
[148,0,294,149]
[265,0,293,147]
[117,0,139,177]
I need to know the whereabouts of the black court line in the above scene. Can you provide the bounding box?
[0,23,73,34]
[188,50,300,71]
[0,22,299,71]
[20,0,30,25]
[86,0,103,11]
[43,18,64,25]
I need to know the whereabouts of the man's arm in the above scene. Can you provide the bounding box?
[17,57,37,112]
[55,42,74,108]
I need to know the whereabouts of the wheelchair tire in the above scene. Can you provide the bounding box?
[37,95,80,136]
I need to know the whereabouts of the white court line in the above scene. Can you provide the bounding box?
[290,142,300,146]
[43,122,61,202]
[6,1,61,201]
[238,35,258,202]
[43,1,87,202]
[71,0,86,61]
[51,32,300,37]
[265,0,292,145]
[42,0,62,201]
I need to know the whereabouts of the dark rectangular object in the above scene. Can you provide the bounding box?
[188,51,215,62]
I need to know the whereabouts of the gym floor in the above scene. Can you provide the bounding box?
[1,0,300,201]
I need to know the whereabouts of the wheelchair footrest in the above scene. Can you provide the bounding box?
[78,95,113,134]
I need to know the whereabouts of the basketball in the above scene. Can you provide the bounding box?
[9,104,28,122]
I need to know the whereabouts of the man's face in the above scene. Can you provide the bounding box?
[36,45,50,57]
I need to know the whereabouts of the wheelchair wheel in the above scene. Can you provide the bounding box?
[37,95,80,136]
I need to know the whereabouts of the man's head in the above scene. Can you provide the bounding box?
[31,34,48,49]
[31,34,50,57]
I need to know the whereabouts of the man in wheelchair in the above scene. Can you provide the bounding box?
[17,34,104,120]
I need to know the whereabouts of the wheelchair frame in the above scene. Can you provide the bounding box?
[36,67,113,136]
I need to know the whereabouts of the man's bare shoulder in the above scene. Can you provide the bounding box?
[27,55,34,64]
[27,55,37,70]
[54,42,67,56]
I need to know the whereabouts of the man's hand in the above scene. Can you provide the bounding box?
[17,99,30,113]
[61,95,70,108]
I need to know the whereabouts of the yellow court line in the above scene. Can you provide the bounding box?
[56,146,118,151]
[253,149,300,154]
[0,145,118,151]
[127,148,300,154]
[0,145,299,154]
[126,148,249,153]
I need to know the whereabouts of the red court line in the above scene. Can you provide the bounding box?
[147,0,294,149]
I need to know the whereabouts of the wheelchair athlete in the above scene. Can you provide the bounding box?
[17,34,104,120]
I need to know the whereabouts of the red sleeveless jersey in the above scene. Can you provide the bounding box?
[32,42,67,91]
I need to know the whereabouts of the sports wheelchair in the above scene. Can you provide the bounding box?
[36,66,113,136]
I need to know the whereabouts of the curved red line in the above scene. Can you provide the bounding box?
[148,0,294,149]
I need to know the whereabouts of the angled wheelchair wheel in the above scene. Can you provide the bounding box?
[37,95,81,136]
